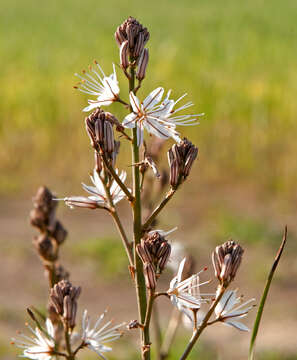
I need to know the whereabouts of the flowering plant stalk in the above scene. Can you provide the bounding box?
[13,16,287,360]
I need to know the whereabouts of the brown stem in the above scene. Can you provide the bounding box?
[142,189,176,232]
[100,152,134,203]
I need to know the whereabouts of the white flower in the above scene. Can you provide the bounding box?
[167,258,212,312]
[75,62,120,112]
[12,319,55,360]
[215,290,255,332]
[81,310,125,359]
[123,87,202,146]
[60,169,128,209]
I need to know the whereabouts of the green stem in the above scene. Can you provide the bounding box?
[129,64,148,359]
[179,286,225,360]
[248,227,287,360]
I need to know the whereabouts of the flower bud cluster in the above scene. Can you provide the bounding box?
[137,231,171,289]
[50,280,81,329]
[168,138,198,189]
[30,187,67,264]
[212,240,244,286]
[85,108,122,170]
[115,17,150,80]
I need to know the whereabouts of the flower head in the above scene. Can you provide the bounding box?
[123,87,201,146]
[215,290,255,332]
[75,62,120,112]
[60,169,128,209]
[12,319,55,360]
[81,310,125,359]
[167,258,211,311]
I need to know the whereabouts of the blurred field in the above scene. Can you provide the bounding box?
[1,0,297,359]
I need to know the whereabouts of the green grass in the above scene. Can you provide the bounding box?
[1,0,297,199]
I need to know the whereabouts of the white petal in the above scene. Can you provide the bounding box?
[122,113,138,128]
[143,87,164,110]
[177,258,187,283]
[83,102,100,112]
[129,92,141,113]
[224,320,250,332]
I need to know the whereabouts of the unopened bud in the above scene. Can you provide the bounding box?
[104,122,115,154]
[136,48,149,81]
[144,263,156,290]
[212,240,244,286]
[168,139,198,188]
[120,40,129,69]
[115,17,149,59]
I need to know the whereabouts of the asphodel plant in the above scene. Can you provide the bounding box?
[12,17,286,360]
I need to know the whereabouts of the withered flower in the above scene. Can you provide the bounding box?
[168,138,198,189]
[212,240,244,286]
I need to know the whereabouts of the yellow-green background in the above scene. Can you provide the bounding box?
[1,0,297,359]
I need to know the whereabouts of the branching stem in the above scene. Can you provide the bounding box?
[142,189,176,232]
[179,286,226,360]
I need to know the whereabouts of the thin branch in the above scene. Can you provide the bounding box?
[142,189,176,232]
[179,286,226,360]
[100,152,134,203]
[110,208,134,266]
[249,226,287,360]
[99,169,134,266]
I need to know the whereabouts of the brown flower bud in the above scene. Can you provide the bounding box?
[33,234,57,262]
[167,138,198,188]
[137,231,172,274]
[49,280,81,328]
[120,40,129,69]
[136,48,149,81]
[212,240,244,286]
[144,263,156,290]
[115,17,149,60]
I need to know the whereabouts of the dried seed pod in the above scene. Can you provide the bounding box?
[51,220,67,245]
[33,234,57,262]
[212,240,244,286]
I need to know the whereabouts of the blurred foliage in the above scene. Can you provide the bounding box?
[70,236,127,279]
[1,0,297,201]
